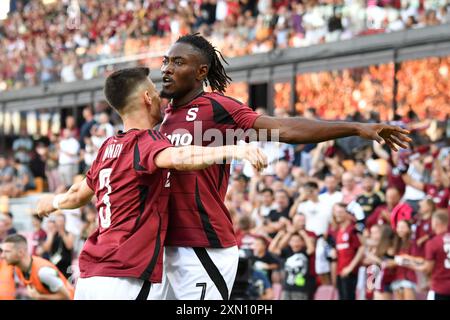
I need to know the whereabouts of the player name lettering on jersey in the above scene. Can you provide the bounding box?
[166,133,193,146]
[102,143,123,161]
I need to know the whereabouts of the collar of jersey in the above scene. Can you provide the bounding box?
[169,91,206,110]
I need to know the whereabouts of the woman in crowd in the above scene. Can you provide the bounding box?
[391,220,417,300]
[363,224,397,300]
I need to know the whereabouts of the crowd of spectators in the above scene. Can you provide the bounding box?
[292,56,450,122]
[1,0,450,91]
[226,105,449,300]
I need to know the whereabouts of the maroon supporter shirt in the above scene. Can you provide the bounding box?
[412,216,434,257]
[81,129,172,282]
[394,245,416,283]
[336,224,361,275]
[159,92,260,248]
[425,232,450,295]
[424,184,449,209]
[365,204,390,230]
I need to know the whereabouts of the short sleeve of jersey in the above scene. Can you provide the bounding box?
[219,96,261,130]
[425,238,436,261]
[138,130,173,174]
[85,162,96,191]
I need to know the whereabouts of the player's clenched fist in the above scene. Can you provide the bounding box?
[36,194,58,218]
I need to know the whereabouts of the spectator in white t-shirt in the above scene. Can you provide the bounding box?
[319,174,344,217]
[291,181,331,237]
[57,129,80,187]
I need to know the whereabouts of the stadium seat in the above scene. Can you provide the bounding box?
[24,177,44,195]
[314,285,339,300]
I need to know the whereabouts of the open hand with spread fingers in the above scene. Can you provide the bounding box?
[357,123,412,152]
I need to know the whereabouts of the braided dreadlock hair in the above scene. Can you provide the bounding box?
[176,33,232,93]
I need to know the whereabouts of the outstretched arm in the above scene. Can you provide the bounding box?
[155,144,267,171]
[37,179,94,217]
[402,173,425,191]
[253,116,411,152]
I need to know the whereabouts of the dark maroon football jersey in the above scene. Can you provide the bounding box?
[425,232,450,295]
[335,224,361,275]
[159,92,260,248]
[81,129,172,282]
[424,184,449,209]
[412,216,433,257]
